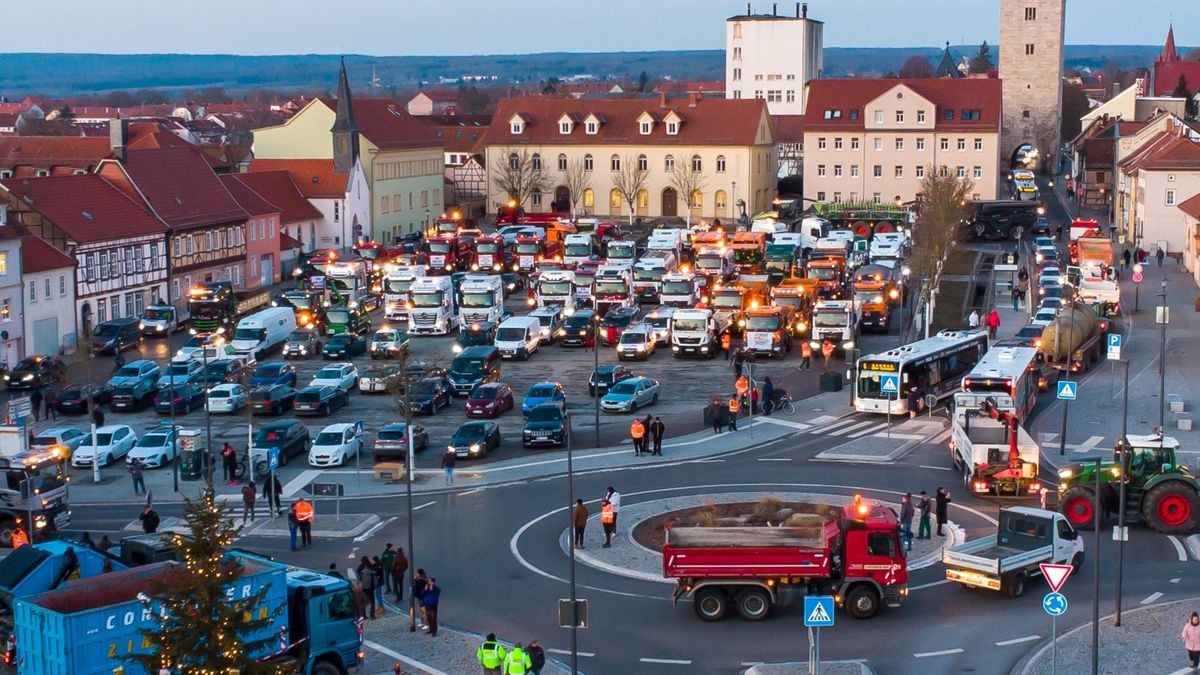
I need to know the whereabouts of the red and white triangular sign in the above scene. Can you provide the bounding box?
[1040,563,1073,593]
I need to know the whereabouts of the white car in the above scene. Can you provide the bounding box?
[126,428,180,469]
[495,225,541,246]
[358,366,399,394]
[72,424,137,468]
[309,363,358,393]
[206,383,249,413]
[308,423,361,467]
[30,427,88,458]
[173,333,232,363]
[1030,307,1058,327]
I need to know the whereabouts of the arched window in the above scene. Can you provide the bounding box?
[716,155,727,173]
[508,152,519,170]
[583,188,594,207]
[531,153,542,170]
[557,153,567,171]
[691,189,703,207]
[610,188,622,208]
[664,155,675,172]
[610,154,621,171]
[637,154,648,171]
[691,154,702,172]
[583,154,594,172]
[636,189,649,208]
[715,190,728,209]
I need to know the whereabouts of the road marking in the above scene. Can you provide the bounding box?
[848,423,888,438]
[1168,535,1188,562]
[1186,535,1200,562]
[346,546,358,560]
[995,635,1041,646]
[913,648,964,658]
[757,458,791,462]
[458,487,486,496]
[1141,592,1163,605]
[412,500,435,511]
[695,458,725,463]
[639,658,692,665]
[909,579,953,591]
[546,648,595,657]
[1168,668,1197,675]
[1070,435,1106,454]
[827,420,877,436]
[363,639,450,675]
[754,417,813,430]
[281,469,321,497]
[929,429,952,445]
[741,662,765,667]
[815,418,867,434]
[353,516,396,542]
[1172,578,1183,584]
[919,465,953,471]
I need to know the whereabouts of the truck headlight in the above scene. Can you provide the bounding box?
[1058,468,1074,479]
[156,325,164,331]
[139,322,146,329]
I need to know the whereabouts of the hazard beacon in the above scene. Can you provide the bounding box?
[661,496,909,621]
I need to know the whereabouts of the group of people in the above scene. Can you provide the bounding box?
[572,486,621,549]
[895,488,952,548]
[967,308,1002,340]
[628,415,665,456]
[477,633,547,675]
[26,385,59,422]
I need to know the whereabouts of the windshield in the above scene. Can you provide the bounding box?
[809,266,840,280]
[619,332,646,344]
[634,268,664,281]
[477,242,501,254]
[538,281,572,295]
[662,281,692,295]
[610,381,637,395]
[329,335,353,346]
[285,294,315,310]
[92,325,119,337]
[734,249,761,263]
[193,305,225,319]
[315,432,344,445]
[453,425,485,443]
[325,309,350,324]
[115,365,144,378]
[93,433,114,446]
[696,255,724,270]
[516,243,541,255]
[384,278,413,294]
[814,309,848,327]
[854,291,885,306]
[143,308,171,320]
[565,244,591,257]
[470,388,497,400]
[593,281,627,295]
[461,292,496,308]
[287,332,310,344]
[528,407,563,423]
[315,368,342,380]
[672,318,706,331]
[764,260,790,272]
[428,242,452,254]
[137,434,171,448]
[208,389,231,398]
[565,315,593,330]
[712,294,742,309]
[746,315,781,330]
[410,292,444,308]
[451,360,483,377]
[607,243,634,258]
[411,380,441,394]
[496,327,527,341]
[234,327,266,341]
[857,367,897,397]
[529,386,557,398]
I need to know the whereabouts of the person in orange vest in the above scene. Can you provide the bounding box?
[11,522,29,549]
[727,396,740,432]
[600,499,616,547]
[821,340,835,371]
[295,498,315,547]
[630,418,646,456]
[720,331,732,360]
[800,341,813,370]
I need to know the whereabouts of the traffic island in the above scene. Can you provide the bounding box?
[245,513,381,539]
[745,661,875,675]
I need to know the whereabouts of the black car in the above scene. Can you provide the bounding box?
[1012,324,1044,347]
[589,364,635,396]
[5,355,67,390]
[56,383,112,413]
[403,362,448,382]
[153,383,206,414]
[202,359,248,386]
[1032,216,1052,235]
[282,328,321,359]
[322,333,367,360]
[559,309,597,347]
[501,272,525,297]
[111,385,154,412]
[453,320,497,354]
[409,377,453,415]
[292,385,348,416]
[448,421,502,459]
[373,422,429,461]
[250,384,298,415]
[523,403,567,448]
[250,420,311,476]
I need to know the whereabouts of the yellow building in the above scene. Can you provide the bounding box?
[480,94,777,222]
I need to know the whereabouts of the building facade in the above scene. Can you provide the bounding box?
[803,78,1003,203]
[725,3,823,115]
[220,174,283,289]
[0,229,24,366]
[999,0,1065,167]
[21,235,76,356]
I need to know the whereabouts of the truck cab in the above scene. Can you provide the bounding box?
[660,272,699,307]
[407,276,458,335]
[458,275,506,325]
[426,235,468,274]
[632,255,677,304]
[563,233,599,268]
[742,305,794,357]
[471,234,510,273]
[323,305,371,337]
[693,246,735,284]
[604,239,637,269]
[852,280,893,333]
[806,255,847,299]
[383,266,426,323]
[0,453,69,546]
[139,305,186,336]
[669,308,726,359]
[730,232,767,274]
[535,270,577,313]
[763,243,799,283]
[811,300,856,345]
[771,278,818,339]
[514,234,562,273]
[592,266,634,316]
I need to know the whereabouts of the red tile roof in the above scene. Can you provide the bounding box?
[421,116,490,153]
[319,97,442,150]
[803,78,1002,132]
[247,159,348,200]
[1120,132,1200,172]
[21,234,75,273]
[480,95,770,147]
[279,231,304,250]
[1177,192,1200,220]
[112,147,247,229]
[127,130,225,169]
[772,115,805,143]
[1153,61,1200,96]
[0,174,165,243]
[218,174,277,217]
[0,137,112,171]
[225,171,322,223]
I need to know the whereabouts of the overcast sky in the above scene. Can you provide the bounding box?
[7,0,1194,55]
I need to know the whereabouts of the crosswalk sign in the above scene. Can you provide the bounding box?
[803,595,835,627]
[880,374,900,395]
[1056,380,1077,400]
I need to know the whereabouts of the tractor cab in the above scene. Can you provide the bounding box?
[1121,434,1188,480]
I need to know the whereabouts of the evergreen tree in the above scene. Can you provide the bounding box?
[970,41,993,74]
[127,495,284,675]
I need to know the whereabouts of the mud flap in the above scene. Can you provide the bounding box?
[672,581,688,606]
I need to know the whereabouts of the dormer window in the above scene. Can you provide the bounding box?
[510,121,522,134]
[583,113,603,135]
[637,111,656,135]
[560,121,571,134]
[509,114,526,134]
[640,121,651,135]
[557,113,576,135]
[586,121,598,135]
[666,122,678,135]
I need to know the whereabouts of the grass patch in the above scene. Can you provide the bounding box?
[941,245,978,277]
[932,281,968,332]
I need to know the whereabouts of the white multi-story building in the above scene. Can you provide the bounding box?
[725,2,823,116]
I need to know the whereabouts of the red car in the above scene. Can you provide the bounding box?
[465,382,515,418]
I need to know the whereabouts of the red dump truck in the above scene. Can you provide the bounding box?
[662,498,908,622]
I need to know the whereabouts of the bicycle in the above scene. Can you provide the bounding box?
[764,394,796,416]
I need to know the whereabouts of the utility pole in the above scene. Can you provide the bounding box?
[1058,298,1074,456]
[1157,281,1168,431]
[1091,456,1101,675]
[1114,360,1130,626]
[593,315,600,448]
[399,346,417,633]
[565,420,579,674]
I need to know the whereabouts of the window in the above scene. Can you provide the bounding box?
[1025,6,1036,20]
[873,138,882,151]
[944,109,955,120]
[249,222,256,241]
[43,278,49,299]
[249,255,258,277]
[732,68,741,82]
[817,165,826,178]
[610,189,622,209]
[28,280,35,303]
[637,154,648,171]
[833,192,842,201]
[816,191,826,201]
[585,121,598,135]
[0,252,7,275]
[961,110,981,120]
[583,154,593,172]
[940,138,949,151]
[834,138,843,150]
[732,90,742,99]
[1167,189,1177,206]
[787,74,795,80]
[1025,43,1035,55]
[917,110,926,124]
[874,110,883,124]
[531,153,541,170]
[716,155,726,172]
[867,532,895,558]
[851,138,860,150]
[510,120,522,134]
[0,170,10,179]
[895,138,904,151]
[973,166,983,179]
[559,121,571,134]
[872,193,882,203]
[833,165,843,178]
[58,275,65,296]
[508,153,519,170]
[850,165,859,178]
[755,74,763,81]
[532,191,542,206]
[957,138,966,151]
[732,22,742,38]
[916,138,925,151]
[733,46,741,60]
[666,121,679,135]
[583,189,594,207]
[849,110,859,120]
[817,137,827,150]
[956,165,966,179]
[715,190,727,209]
[753,90,763,99]
[35,170,48,177]
[1022,109,1031,118]
[786,90,795,103]
[916,165,925,178]
[894,165,903,179]
[637,189,649,208]
[873,165,883,178]
[691,190,703,207]
[767,90,782,103]
[96,299,106,323]
[610,155,621,171]
[664,155,675,172]
[691,155,702,172]
[558,154,567,171]
[896,110,904,123]
[640,121,652,135]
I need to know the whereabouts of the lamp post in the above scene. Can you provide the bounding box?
[1114,359,1130,626]
[898,265,911,344]
[1090,455,1102,675]
[200,331,224,488]
[396,346,418,633]
[593,314,601,448]
[1157,281,1168,431]
[565,418,580,674]
[1058,297,1075,456]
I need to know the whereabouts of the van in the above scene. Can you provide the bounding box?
[494,316,541,360]
[448,346,502,396]
[90,318,141,355]
[231,306,297,358]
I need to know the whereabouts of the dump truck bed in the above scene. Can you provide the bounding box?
[662,522,840,579]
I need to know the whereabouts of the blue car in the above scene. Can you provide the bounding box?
[250,362,298,388]
[600,376,660,413]
[522,381,567,417]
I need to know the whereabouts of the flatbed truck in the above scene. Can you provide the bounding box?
[943,507,1083,598]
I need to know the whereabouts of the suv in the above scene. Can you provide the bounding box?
[559,309,597,347]
[523,403,568,448]
[107,360,161,402]
[616,325,656,361]
[282,328,321,359]
[373,422,429,462]
[6,355,67,390]
[448,346,501,396]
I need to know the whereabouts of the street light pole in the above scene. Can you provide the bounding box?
[1114,360,1130,626]
[1058,298,1074,456]
[565,420,579,674]
[399,347,417,633]
[1091,455,1102,675]
[1157,281,1168,431]
[593,316,600,448]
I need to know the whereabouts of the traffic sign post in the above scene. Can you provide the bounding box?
[1040,562,1073,675]
[1133,263,1144,311]
[353,420,365,491]
[880,374,900,439]
[804,596,835,675]
[1106,334,1122,361]
[1056,380,1077,400]
[306,481,345,519]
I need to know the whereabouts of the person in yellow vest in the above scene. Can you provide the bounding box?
[720,331,732,359]
[727,396,740,432]
[600,500,616,547]
[476,633,507,675]
[630,418,646,456]
[820,340,835,372]
[11,524,28,549]
[504,642,532,675]
[800,340,813,370]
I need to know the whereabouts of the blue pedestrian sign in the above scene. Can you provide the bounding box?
[879,374,900,396]
[1043,592,1068,616]
[803,595,836,627]
[267,447,280,472]
[1056,380,1077,401]
[353,420,365,437]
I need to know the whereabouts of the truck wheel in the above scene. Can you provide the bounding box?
[1071,552,1084,573]
[735,588,771,621]
[844,586,879,619]
[1004,572,1026,598]
[1143,482,1200,534]
[1060,487,1098,530]
[310,660,343,675]
[693,588,728,621]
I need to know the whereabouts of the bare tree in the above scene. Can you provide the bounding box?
[899,55,935,78]
[491,148,548,211]
[562,156,591,218]
[910,166,974,334]
[610,154,648,226]
[669,161,708,227]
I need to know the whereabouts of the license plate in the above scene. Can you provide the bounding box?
[534,430,550,436]
[54,512,70,529]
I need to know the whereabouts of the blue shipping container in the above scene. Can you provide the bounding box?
[14,554,288,675]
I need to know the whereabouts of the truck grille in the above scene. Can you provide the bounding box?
[676,337,701,345]
[463,310,490,322]
[411,314,437,327]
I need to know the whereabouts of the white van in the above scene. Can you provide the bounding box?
[231,306,297,358]
[494,316,542,360]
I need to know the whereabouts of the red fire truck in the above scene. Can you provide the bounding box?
[496,200,570,226]
[513,234,563,273]
[425,235,470,274]
[471,234,510,273]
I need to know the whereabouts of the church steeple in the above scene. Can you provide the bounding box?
[936,41,963,79]
[331,58,360,173]
[1160,25,1180,63]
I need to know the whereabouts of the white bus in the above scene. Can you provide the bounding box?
[955,345,1045,420]
[855,329,989,414]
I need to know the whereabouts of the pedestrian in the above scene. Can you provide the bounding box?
[139,505,160,534]
[504,642,532,675]
[1182,611,1200,671]
[1011,287,1020,312]
[630,417,646,455]
[371,555,386,611]
[392,547,409,602]
[1157,247,1166,268]
[572,498,588,549]
[761,377,775,416]
[358,557,378,619]
[821,340,835,371]
[899,492,914,551]
[528,640,546,675]
[907,387,921,419]
[935,487,951,536]
[262,474,283,514]
[287,503,299,551]
[328,562,344,579]
[478,632,507,675]
[422,577,440,637]
[81,531,95,549]
[986,309,1000,340]
[968,309,980,328]
[721,331,732,360]
[30,388,42,422]
[604,486,620,529]
[91,404,105,428]
[710,398,725,434]
[221,442,237,486]
[917,490,932,540]
[11,522,28,549]
[600,499,616,547]
[582,328,594,353]
[727,395,739,431]
[129,457,146,496]
[412,568,429,629]
[1122,248,1132,270]
[649,416,665,455]
[241,480,256,524]
[441,449,456,485]
[733,348,745,380]
[43,388,56,421]
[381,543,397,595]
[351,581,368,620]
[750,386,760,414]
[97,534,113,552]
[799,340,812,370]
[295,497,314,547]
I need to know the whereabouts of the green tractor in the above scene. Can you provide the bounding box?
[1057,434,1200,535]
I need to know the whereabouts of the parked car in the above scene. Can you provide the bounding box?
[5,356,66,390]
[309,363,359,393]
[322,333,367,360]
[293,385,349,416]
[153,383,207,414]
[616,325,656,361]
[448,421,502,459]
[309,423,361,467]
[369,328,410,360]
[1030,307,1058,327]
[1012,324,1045,347]
[465,383,515,418]
[125,427,180,469]
[201,358,249,386]
[30,428,88,459]
[250,362,297,388]
[249,384,298,415]
[373,422,428,462]
[522,404,567,448]
[55,383,112,414]
[600,376,660,413]
[410,377,453,415]
[250,420,311,475]
[359,365,400,394]
[559,309,597,347]
[205,384,249,413]
[282,328,321,360]
[157,360,204,389]
[110,386,155,412]
[403,361,448,382]
[71,424,137,467]
[599,306,643,346]
[1032,216,1052,235]
[588,364,634,396]
[529,306,564,345]
[522,382,567,417]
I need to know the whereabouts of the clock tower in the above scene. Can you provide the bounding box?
[331,58,360,174]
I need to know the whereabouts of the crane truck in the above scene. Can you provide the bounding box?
[949,396,1040,496]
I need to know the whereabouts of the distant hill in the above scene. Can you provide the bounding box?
[0,45,1175,98]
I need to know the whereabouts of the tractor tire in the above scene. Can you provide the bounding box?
[1060,486,1099,530]
[1142,482,1200,534]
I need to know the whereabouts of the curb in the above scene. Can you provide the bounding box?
[907,521,962,571]
[745,660,875,675]
[246,513,381,539]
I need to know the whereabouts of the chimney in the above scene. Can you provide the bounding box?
[796,2,800,17]
[772,2,777,15]
[802,2,808,18]
[659,91,668,109]
[688,92,702,108]
[1166,116,1176,133]
[109,118,127,162]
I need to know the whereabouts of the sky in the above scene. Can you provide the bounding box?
[5,0,1196,55]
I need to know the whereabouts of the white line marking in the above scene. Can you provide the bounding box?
[1186,535,1200,562]
[458,487,486,496]
[757,458,791,462]
[847,423,888,438]
[929,429,952,445]
[914,648,964,658]
[1172,578,1183,584]
[346,546,358,560]
[695,458,725,463]
[996,635,1041,646]
[1168,668,1196,675]
[412,500,435,511]
[1070,435,1106,454]
[1141,592,1163,605]
[920,465,953,471]
[364,639,450,675]
[1168,535,1188,562]
[353,516,396,542]
[741,662,765,667]
[639,658,692,665]
[281,469,322,497]
[815,418,867,434]
[828,420,877,436]
[909,579,953,591]
[754,417,813,430]
[546,648,594,657]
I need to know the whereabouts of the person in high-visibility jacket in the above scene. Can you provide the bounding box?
[477,633,507,675]
[727,397,740,432]
[800,341,813,370]
[820,340,835,371]
[295,498,314,547]
[600,500,616,547]
[10,525,28,549]
[503,642,532,675]
[630,419,646,456]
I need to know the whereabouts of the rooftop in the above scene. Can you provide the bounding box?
[226,171,322,223]
[109,147,247,229]
[247,158,348,200]
[0,174,165,243]
[21,234,76,273]
[803,78,1002,133]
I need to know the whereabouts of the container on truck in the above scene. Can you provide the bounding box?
[407,276,458,336]
[138,305,187,336]
[1039,304,1107,373]
[458,275,505,325]
[187,281,269,334]
[231,307,297,358]
[950,395,1041,496]
[943,507,1082,597]
[729,232,767,274]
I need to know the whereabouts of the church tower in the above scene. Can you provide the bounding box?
[999,0,1065,168]
[331,58,360,174]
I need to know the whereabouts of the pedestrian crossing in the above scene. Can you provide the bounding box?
[757,414,936,442]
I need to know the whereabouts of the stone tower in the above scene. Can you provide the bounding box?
[999,0,1065,169]
[331,58,360,174]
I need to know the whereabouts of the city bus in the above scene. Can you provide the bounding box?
[855,329,989,414]
[955,345,1045,420]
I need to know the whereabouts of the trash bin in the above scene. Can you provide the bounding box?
[179,445,204,481]
[819,371,844,392]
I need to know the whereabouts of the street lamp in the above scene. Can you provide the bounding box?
[396,346,419,633]
[1058,297,1075,455]
[1113,360,1130,626]
[898,266,911,344]
[593,314,601,448]
[565,416,580,673]
[1157,281,1168,431]
[200,331,225,488]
